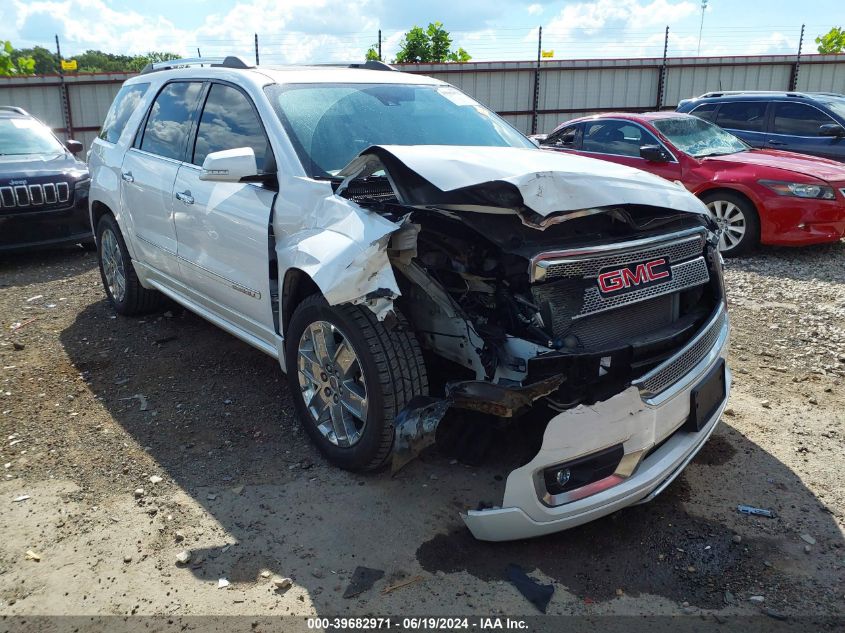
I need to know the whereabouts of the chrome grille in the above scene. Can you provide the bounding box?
[635,307,727,397]
[579,257,709,318]
[0,182,70,209]
[533,232,705,282]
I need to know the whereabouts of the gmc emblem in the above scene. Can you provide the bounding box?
[597,258,672,294]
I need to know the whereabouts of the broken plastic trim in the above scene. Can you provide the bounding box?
[390,374,566,473]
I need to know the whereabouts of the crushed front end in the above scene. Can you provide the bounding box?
[333,145,731,541]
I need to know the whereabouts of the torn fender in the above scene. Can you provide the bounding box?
[273,175,403,311]
[337,145,709,219]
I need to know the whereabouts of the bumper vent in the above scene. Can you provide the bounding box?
[634,306,727,398]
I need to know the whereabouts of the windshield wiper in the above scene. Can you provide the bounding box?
[696,150,743,158]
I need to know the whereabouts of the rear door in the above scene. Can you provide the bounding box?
[120,81,205,278]
[713,100,769,147]
[173,81,277,333]
[766,101,844,160]
[577,119,682,182]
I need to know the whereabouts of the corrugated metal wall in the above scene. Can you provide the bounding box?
[1,55,844,148]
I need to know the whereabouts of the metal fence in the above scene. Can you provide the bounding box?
[2,53,844,149]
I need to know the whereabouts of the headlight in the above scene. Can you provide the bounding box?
[74,178,91,190]
[759,179,836,200]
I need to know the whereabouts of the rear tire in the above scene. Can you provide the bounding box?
[285,294,428,472]
[96,214,162,315]
[700,191,760,257]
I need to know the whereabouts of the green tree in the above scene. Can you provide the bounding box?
[394,22,471,63]
[0,41,35,76]
[816,27,845,53]
[365,44,380,61]
[12,46,56,74]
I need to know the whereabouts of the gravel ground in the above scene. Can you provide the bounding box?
[0,242,843,624]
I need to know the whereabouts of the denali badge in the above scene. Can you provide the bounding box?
[597,258,672,294]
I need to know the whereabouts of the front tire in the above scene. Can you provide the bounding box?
[96,214,162,315]
[700,191,760,256]
[285,294,428,472]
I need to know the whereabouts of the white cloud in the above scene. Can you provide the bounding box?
[544,0,697,36]
[527,3,544,16]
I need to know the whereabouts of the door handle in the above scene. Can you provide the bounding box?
[767,140,786,146]
[121,171,134,182]
[175,191,194,205]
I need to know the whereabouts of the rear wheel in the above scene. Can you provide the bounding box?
[96,214,162,315]
[285,294,428,472]
[700,191,760,256]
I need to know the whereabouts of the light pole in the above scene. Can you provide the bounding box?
[697,0,709,56]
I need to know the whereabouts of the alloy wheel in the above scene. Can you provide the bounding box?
[706,199,746,252]
[296,321,368,447]
[100,227,127,302]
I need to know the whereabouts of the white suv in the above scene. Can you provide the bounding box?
[88,57,731,541]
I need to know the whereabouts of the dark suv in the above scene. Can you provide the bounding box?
[0,106,92,252]
[676,91,845,162]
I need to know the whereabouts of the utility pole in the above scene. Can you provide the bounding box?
[378,29,382,61]
[697,0,708,56]
[197,47,202,58]
[54,34,73,141]
[657,26,669,109]
[254,33,260,65]
[531,26,542,135]
[790,23,805,91]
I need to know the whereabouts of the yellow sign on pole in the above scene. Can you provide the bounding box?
[60,59,78,71]
[541,50,554,58]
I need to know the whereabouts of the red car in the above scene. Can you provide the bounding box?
[538,112,845,255]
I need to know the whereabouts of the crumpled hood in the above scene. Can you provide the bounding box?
[705,149,845,182]
[338,145,709,218]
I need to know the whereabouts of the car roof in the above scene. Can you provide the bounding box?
[123,64,444,90]
[0,106,30,119]
[687,91,845,102]
[566,111,695,125]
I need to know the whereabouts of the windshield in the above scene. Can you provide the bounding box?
[817,98,845,121]
[264,83,533,177]
[0,117,65,156]
[652,116,748,158]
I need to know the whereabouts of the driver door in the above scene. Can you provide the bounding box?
[173,82,277,334]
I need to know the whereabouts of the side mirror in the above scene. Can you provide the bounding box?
[65,139,83,154]
[640,144,671,162]
[819,123,845,137]
[199,147,258,182]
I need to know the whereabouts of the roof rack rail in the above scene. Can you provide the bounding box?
[139,56,253,75]
[698,90,805,99]
[314,60,396,71]
[0,105,28,116]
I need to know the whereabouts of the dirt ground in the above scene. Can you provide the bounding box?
[0,242,843,626]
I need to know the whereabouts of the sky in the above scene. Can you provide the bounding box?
[0,0,841,64]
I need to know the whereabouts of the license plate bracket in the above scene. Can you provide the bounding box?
[685,359,726,432]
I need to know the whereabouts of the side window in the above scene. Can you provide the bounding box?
[715,101,766,132]
[99,83,149,144]
[772,102,836,136]
[582,121,659,157]
[139,82,204,161]
[690,103,718,122]
[192,83,271,171]
[544,125,580,149]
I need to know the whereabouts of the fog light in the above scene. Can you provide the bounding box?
[554,468,571,486]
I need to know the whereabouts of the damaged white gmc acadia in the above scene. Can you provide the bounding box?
[88,57,731,541]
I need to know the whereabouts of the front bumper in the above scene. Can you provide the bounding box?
[0,190,91,252]
[463,304,731,541]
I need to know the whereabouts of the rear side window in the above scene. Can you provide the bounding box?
[544,124,580,149]
[99,83,149,144]
[582,121,660,157]
[139,82,204,161]
[715,101,767,132]
[689,103,718,122]
[772,102,836,136]
[192,83,271,171]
